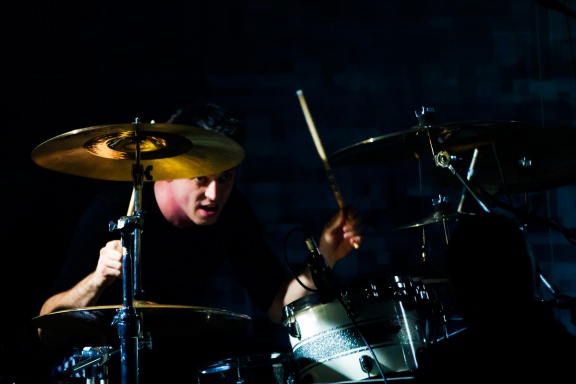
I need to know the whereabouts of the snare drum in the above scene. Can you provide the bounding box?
[282,276,431,383]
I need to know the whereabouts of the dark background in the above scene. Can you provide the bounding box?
[3,0,576,379]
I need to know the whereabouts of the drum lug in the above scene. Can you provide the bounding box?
[283,305,302,339]
[359,354,374,374]
[338,288,359,319]
[344,301,359,319]
[285,318,301,340]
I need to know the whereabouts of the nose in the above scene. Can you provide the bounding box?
[204,179,219,201]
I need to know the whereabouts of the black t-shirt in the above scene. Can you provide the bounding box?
[48,182,286,310]
[44,182,292,382]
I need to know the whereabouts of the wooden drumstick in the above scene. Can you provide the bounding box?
[127,187,135,216]
[296,89,359,249]
[297,90,345,208]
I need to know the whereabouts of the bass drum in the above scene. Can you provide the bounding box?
[198,351,300,384]
[282,276,434,383]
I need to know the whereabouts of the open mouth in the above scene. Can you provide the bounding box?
[201,205,218,213]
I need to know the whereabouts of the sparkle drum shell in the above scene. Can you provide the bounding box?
[282,276,431,383]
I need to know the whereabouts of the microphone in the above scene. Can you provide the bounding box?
[457,148,479,213]
[305,235,332,289]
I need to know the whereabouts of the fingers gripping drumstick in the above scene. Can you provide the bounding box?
[296,89,359,249]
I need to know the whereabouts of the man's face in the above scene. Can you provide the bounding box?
[170,169,236,226]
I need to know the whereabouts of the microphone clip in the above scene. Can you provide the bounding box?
[305,236,333,290]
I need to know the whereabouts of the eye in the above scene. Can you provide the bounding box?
[218,170,235,184]
[194,176,209,186]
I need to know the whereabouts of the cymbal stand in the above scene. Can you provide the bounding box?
[108,127,151,384]
[57,332,154,384]
[433,148,571,300]
[433,150,490,214]
[66,346,119,384]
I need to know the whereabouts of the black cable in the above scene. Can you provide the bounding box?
[282,226,317,292]
[281,226,389,382]
[335,292,388,383]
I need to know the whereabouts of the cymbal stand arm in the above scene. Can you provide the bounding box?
[67,346,120,384]
[537,265,561,297]
[434,151,491,213]
[457,148,480,213]
[436,154,565,298]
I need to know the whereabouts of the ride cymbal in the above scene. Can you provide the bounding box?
[329,121,576,194]
[31,302,252,339]
[31,123,245,181]
[330,121,537,165]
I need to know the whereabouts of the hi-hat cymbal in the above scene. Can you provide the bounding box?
[31,123,245,181]
[31,302,252,339]
[396,211,474,230]
[330,121,576,194]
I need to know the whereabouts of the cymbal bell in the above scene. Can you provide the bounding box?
[329,121,576,194]
[31,302,252,340]
[31,123,245,181]
[396,211,474,230]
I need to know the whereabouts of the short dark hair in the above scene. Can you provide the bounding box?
[167,103,245,146]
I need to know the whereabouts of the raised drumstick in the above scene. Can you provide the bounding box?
[296,89,359,249]
[296,90,345,208]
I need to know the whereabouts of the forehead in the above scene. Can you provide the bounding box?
[195,168,236,179]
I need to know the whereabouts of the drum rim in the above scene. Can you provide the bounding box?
[282,275,418,322]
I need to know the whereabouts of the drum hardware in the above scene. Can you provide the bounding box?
[457,147,480,213]
[329,117,576,195]
[434,149,491,214]
[335,289,388,382]
[198,352,300,384]
[305,235,333,290]
[54,346,120,383]
[413,281,449,344]
[283,276,433,383]
[31,120,247,384]
[359,355,374,375]
[415,106,436,126]
[435,145,576,290]
[54,335,153,384]
[433,147,576,322]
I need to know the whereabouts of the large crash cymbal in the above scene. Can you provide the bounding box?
[31,123,245,181]
[330,121,576,194]
[31,302,252,340]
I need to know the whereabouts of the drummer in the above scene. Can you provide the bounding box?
[36,102,363,383]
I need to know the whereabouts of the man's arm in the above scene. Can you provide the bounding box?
[37,240,123,346]
[267,206,362,324]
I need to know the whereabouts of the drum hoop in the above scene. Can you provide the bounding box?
[283,275,418,319]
